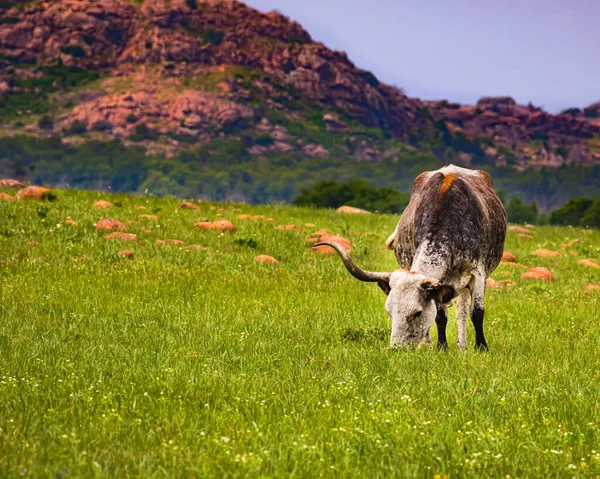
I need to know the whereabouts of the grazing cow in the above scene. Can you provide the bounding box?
[315,165,507,350]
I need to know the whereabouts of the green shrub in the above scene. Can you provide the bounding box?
[66,120,87,135]
[61,46,86,58]
[293,180,410,214]
[549,197,595,226]
[129,124,158,142]
[125,113,137,123]
[202,29,224,46]
[37,115,54,130]
[581,201,600,228]
[254,133,274,146]
[506,197,539,224]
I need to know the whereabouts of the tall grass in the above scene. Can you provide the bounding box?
[0,190,599,477]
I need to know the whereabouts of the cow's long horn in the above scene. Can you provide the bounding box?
[313,242,391,283]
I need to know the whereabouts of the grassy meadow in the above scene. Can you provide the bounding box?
[0,190,599,477]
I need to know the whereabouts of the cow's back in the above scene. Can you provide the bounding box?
[394,165,506,276]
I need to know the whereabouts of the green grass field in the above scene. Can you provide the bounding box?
[1,190,599,478]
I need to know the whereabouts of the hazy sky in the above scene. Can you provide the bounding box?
[245,0,599,113]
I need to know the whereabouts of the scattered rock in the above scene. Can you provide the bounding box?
[306,229,332,244]
[254,255,279,264]
[194,220,236,232]
[93,200,114,209]
[16,186,52,200]
[105,232,139,242]
[156,239,186,246]
[531,249,562,258]
[584,284,600,293]
[336,205,372,214]
[186,245,206,251]
[486,278,517,289]
[500,262,527,269]
[560,238,581,247]
[27,241,40,246]
[0,193,16,201]
[0,179,25,189]
[179,202,198,210]
[96,219,127,231]
[136,205,147,210]
[305,223,316,227]
[518,233,533,239]
[64,219,78,226]
[578,258,600,269]
[140,214,159,220]
[501,252,516,262]
[496,271,511,276]
[312,234,352,254]
[521,267,555,282]
[117,250,134,258]
[508,226,532,234]
[239,214,268,221]
[277,224,301,231]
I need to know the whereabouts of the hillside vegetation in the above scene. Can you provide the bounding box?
[0,190,599,477]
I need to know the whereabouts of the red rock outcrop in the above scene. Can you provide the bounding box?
[96,218,127,231]
[16,186,51,200]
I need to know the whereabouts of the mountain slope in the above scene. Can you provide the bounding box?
[0,0,599,210]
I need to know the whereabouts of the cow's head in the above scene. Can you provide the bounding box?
[315,242,454,348]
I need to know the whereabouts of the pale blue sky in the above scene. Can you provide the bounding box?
[245,0,599,113]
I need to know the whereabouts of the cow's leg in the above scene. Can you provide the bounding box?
[455,288,470,350]
[471,271,488,351]
[435,304,448,350]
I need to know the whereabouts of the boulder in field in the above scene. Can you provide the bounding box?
[17,186,51,200]
[305,223,316,228]
[187,245,206,251]
[306,229,331,244]
[93,200,114,209]
[508,226,532,234]
[531,249,562,258]
[487,278,517,289]
[179,202,198,210]
[500,262,527,269]
[584,284,600,293]
[336,205,372,214]
[501,251,516,262]
[254,255,279,264]
[0,179,24,189]
[65,219,78,226]
[239,214,268,221]
[561,238,581,247]
[518,233,533,239]
[0,193,16,201]
[96,219,127,231]
[156,239,186,246]
[312,234,352,255]
[117,250,135,258]
[277,224,301,231]
[521,267,554,282]
[105,232,139,242]
[194,220,236,232]
[136,205,147,210]
[578,258,600,269]
[140,214,159,220]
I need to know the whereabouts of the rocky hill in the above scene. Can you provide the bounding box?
[0,0,599,180]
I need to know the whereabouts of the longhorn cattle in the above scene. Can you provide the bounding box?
[315,165,507,350]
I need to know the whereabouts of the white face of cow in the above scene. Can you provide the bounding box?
[385,272,445,348]
[313,241,456,350]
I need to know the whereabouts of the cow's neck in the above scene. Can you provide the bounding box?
[411,239,450,280]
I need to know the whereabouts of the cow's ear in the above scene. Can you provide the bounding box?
[421,279,455,304]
